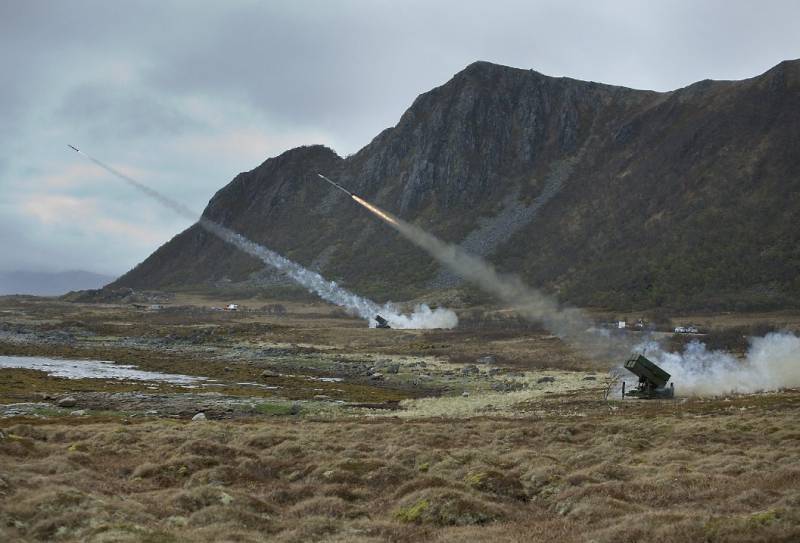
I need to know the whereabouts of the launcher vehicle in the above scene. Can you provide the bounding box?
[622,354,674,398]
[374,315,391,329]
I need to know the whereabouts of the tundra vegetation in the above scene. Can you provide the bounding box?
[1,294,799,542]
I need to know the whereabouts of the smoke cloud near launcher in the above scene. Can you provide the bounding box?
[635,332,800,397]
[67,146,457,330]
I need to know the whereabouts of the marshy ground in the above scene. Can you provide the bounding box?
[1,294,799,542]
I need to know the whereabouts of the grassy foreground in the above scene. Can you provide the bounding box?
[2,295,800,541]
[2,391,800,542]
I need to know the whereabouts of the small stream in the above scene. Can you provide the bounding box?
[0,355,207,385]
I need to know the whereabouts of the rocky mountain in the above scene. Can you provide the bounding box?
[112,59,800,311]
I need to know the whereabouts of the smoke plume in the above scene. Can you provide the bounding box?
[200,220,456,329]
[70,148,457,329]
[349,194,631,358]
[635,332,800,396]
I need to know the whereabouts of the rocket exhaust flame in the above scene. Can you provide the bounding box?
[313,173,398,226]
[351,195,399,227]
[67,148,457,330]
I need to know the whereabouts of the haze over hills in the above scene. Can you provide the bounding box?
[1,270,114,296]
[112,59,800,311]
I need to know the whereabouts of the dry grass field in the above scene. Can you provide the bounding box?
[2,393,800,542]
[1,295,799,542]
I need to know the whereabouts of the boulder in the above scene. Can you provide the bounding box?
[191,412,207,422]
[491,381,524,392]
[57,397,77,408]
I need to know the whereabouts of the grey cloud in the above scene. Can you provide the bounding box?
[55,83,202,140]
[1,0,800,274]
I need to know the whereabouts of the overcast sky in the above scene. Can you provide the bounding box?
[1,0,798,277]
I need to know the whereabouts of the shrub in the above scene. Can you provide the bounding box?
[393,489,505,526]
[464,469,527,500]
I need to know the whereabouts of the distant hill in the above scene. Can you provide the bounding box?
[111,59,800,311]
[0,270,115,296]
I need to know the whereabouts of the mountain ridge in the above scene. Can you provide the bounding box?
[111,59,800,311]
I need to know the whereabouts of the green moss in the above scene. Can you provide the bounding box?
[393,489,504,526]
[748,509,780,526]
[394,498,430,523]
[464,471,487,487]
[464,469,527,500]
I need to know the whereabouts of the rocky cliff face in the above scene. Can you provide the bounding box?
[112,60,800,311]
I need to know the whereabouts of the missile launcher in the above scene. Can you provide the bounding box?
[622,354,674,398]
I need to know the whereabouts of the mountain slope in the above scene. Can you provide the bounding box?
[112,60,800,311]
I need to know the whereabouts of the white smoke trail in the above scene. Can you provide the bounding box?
[200,220,457,329]
[348,193,631,358]
[633,332,800,396]
[70,147,457,329]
